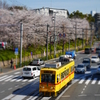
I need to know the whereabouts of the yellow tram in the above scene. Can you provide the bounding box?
[39,59,75,96]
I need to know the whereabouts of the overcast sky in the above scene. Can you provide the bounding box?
[6,0,100,14]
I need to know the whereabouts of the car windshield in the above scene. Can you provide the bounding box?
[41,74,55,83]
[83,61,89,63]
[23,68,31,71]
[77,65,84,68]
[92,57,97,58]
[33,59,38,61]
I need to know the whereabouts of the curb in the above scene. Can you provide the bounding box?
[0,67,23,76]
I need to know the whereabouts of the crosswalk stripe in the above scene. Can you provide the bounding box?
[5,75,19,82]
[85,78,91,85]
[0,75,13,82]
[14,72,21,74]
[98,81,100,85]
[78,78,85,84]
[91,78,97,84]
[10,76,21,82]
[16,79,23,82]
[22,79,28,82]
[0,75,8,80]
[28,79,34,82]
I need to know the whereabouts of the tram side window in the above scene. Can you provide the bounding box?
[57,74,60,83]
[71,66,74,72]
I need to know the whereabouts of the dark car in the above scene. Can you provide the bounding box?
[82,58,91,69]
[96,48,100,54]
[98,53,100,58]
[85,48,91,54]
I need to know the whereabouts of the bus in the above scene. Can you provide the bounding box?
[39,59,75,96]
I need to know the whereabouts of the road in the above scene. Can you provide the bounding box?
[0,49,99,100]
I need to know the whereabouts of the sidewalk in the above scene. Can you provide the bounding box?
[0,66,21,75]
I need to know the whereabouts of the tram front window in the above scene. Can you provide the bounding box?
[41,74,55,83]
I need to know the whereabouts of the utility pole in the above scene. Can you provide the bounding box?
[52,12,58,58]
[50,36,51,56]
[46,24,49,60]
[82,29,84,49]
[20,22,23,67]
[90,23,93,48]
[62,25,64,53]
[68,33,70,51]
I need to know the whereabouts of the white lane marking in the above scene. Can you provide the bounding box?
[78,94,87,96]
[15,85,19,88]
[62,95,70,97]
[8,88,12,90]
[22,79,28,82]
[5,75,19,82]
[14,72,21,74]
[91,78,97,84]
[0,75,13,82]
[41,97,51,100]
[98,80,100,85]
[2,94,15,100]
[94,94,100,96]
[16,79,23,82]
[0,75,8,80]
[0,90,5,93]
[27,92,39,100]
[85,78,91,85]
[78,78,85,84]
[10,76,21,82]
[28,79,34,82]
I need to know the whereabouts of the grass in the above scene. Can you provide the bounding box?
[0,39,95,62]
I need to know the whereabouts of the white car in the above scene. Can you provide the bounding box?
[22,66,40,79]
[90,56,100,63]
[97,66,100,74]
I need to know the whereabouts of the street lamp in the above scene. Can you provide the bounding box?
[52,13,56,58]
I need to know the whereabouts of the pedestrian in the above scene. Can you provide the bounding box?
[10,58,13,68]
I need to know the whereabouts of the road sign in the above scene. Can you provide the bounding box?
[63,33,66,37]
[59,33,62,38]
[15,48,18,55]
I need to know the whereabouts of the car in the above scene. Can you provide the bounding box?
[96,48,100,54]
[90,48,95,53]
[98,53,100,58]
[82,58,91,69]
[30,59,45,66]
[22,66,40,79]
[97,66,100,74]
[75,63,87,74]
[85,48,91,54]
[90,56,100,63]
[59,55,73,64]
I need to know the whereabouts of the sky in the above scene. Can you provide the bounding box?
[6,0,100,14]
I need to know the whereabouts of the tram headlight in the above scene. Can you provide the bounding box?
[50,86,55,90]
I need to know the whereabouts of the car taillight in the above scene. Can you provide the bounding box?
[31,72,33,76]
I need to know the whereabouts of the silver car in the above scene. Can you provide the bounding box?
[30,59,45,66]
[75,63,86,74]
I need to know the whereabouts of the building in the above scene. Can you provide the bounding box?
[94,13,100,23]
[33,7,69,18]
[90,11,96,17]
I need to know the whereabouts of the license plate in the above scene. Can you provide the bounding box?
[25,72,29,74]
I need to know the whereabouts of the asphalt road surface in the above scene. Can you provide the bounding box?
[0,44,100,100]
